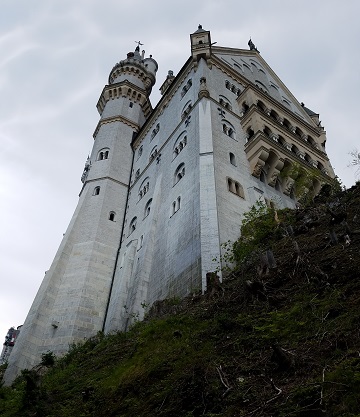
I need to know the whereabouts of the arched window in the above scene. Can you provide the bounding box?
[173,133,187,159]
[144,199,152,218]
[269,109,279,122]
[138,178,149,201]
[283,118,292,131]
[292,144,299,156]
[255,80,268,93]
[246,127,254,142]
[219,95,232,111]
[97,148,110,161]
[263,126,272,138]
[222,120,236,139]
[129,217,137,235]
[171,197,181,216]
[181,101,192,119]
[241,101,249,115]
[227,177,245,198]
[257,100,267,113]
[181,79,192,97]
[109,211,116,221]
[229,152,236,166]
[174,163,185,185]
[150,123,160,140]
[149,146,158,162]
[307,136,318,149]
[295,127,303,139]
[93,186,100,196]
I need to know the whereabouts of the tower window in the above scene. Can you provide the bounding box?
[97,148,110,161]
[93,186,100,196]
[129,217,137,235]
[229,152,236,166]
[129,101,133,108]
[109,211,116,221]
[174,163,185,185]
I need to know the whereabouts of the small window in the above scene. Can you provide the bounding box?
[129,101,133,108]
[171,196,181,216]
[129,217,137,235]
[229,152,236,166]
[138,235,144,250]
[93,186,100,196]
[109,211,116,221]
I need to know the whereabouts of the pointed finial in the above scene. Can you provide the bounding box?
[198,24,202,30]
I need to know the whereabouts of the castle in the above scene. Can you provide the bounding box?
[4,26,334,384]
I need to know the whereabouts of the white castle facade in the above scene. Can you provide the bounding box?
[4,26,334,384]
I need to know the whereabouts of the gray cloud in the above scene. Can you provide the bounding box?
[1,0,359,340]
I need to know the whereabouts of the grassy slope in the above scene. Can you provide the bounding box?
[1,184,360,417]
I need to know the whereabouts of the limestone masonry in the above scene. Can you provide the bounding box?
[4,26,334,384]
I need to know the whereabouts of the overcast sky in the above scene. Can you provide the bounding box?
[1,1,359,342]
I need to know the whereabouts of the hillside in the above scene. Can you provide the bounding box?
[1,183,360,417]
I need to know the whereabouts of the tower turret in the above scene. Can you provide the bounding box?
[4,45,157,385]
[108,45,158,94]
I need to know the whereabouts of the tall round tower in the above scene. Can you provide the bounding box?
[4,46,157,384]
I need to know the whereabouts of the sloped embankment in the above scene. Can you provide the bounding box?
[1,184,360,417]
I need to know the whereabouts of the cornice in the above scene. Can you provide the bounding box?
[79,176,129,197]
[96,80,153,118]
[240,105,328,161]
[245,130,331,181]
[93,115,140,139]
